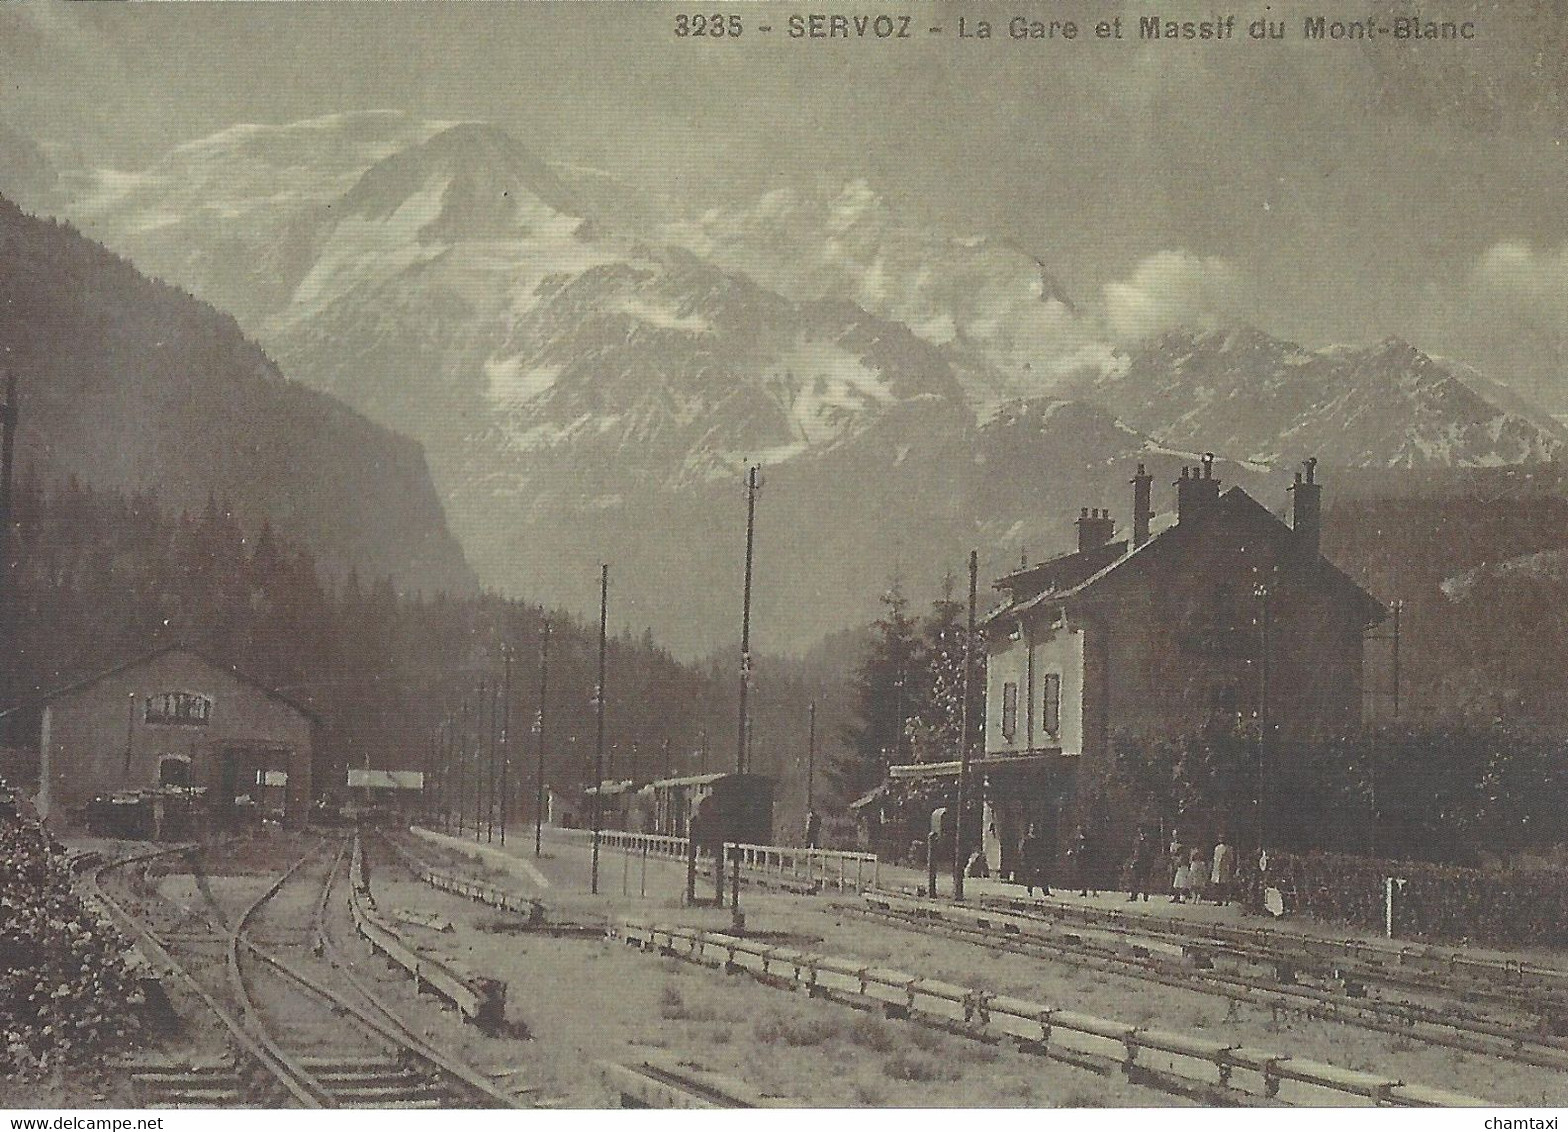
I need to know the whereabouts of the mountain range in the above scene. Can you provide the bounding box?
[32,111,1567,653]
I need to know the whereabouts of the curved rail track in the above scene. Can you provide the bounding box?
[84,835,526,1109]
[849,891,1568,1072]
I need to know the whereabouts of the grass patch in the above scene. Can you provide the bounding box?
[881,1050,958,1082]
[658,983,739,1023]
[1057,1087,1112,1108]
[851,1080,887,1105]
[847,1014,899,1053]
[753,1012,841,1047]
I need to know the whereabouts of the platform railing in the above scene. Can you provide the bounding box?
[550,827,881,891]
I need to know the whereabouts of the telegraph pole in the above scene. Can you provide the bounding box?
[806,701,817,813]
[1254,581,1272,854]
[499,644,513,844]
[737,465,760,775]
[954,549,978,899]
[457,694,470,836]
[1391,599,1402,720]
[478,679,492,842]
[534,619,551,857]
[488,679,502,842]
[0,372,17,707]
[591,565,609,895]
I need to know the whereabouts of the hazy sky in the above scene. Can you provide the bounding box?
[3,0,1565,404]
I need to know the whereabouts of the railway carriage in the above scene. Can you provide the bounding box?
[581,779,654,832]
[647,772,774,847]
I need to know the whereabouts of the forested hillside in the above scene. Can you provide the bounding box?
[0,193,474,597]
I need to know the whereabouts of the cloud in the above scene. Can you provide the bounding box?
[1474,242,1568,330]
[1101,250,1246,342]
[1447,242,1568,409]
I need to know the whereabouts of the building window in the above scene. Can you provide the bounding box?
[1042,673,1061,736]
[144,691,213,727]
[158,755,192,788]
[1001,682,1018,742]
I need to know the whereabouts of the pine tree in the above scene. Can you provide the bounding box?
[835,581,925,798]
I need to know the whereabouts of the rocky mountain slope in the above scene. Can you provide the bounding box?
[1077,327,1567,469]
[0,192,475,596]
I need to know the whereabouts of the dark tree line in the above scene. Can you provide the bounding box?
[0,478,806,820]
[1110,721,1568,866]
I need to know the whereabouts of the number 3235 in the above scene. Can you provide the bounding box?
[674,14,744,37]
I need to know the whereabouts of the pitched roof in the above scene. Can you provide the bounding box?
[0,645,323,724]
[993,539,1129,599]
[984,487,1385,629]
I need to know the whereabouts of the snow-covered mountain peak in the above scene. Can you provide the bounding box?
[337,121,580,241]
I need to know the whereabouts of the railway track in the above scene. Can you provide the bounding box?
[85,835,526,1109]
[847,891,1568,1072]
[597,1054,783,1108]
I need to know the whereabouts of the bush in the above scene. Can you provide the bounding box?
[847,1014,899,1053]
[0,805,141,1077]
[753,1012,840,1046]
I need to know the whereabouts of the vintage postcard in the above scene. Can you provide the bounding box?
[0,0,1564,1119]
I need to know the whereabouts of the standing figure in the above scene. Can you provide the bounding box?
[1069,824,1096,897]
[1170,832,1190,903]
[1018,823,1050,897]
[1211,833,1236,905]
[1126,828,1153,902]
[1188,844,1210,904]
[804,809,822,850]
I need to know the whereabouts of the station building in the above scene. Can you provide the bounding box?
[0,645,318,830]
[891,456,1385,872]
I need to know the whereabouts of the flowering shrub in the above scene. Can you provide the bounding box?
[0,798,141,1077]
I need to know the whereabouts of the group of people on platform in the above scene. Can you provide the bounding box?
[1007,822,1259,908]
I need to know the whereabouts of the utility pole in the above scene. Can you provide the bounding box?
[499,644,513,845]
[0,372,17,709]
[1254,581,1272,854]
[954,549,978,900]
[489,679,503,843]
[737,464,760,775]
[1391,599,1402,720]
[478,679,492,842]
[806,701,817,813]
[457,695,470,836]
[591,564,609,895]
[534,619,551,857]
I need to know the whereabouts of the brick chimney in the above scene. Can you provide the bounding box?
[1076,507,1115,552]
[1175,453,1220,524]
[1130,463,1154,547]
[1289,456,1321,556]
